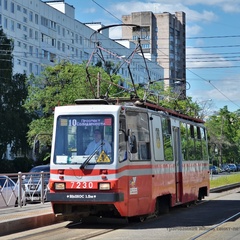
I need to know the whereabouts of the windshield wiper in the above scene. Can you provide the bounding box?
[80,142,105,170]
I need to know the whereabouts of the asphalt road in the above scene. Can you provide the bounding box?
[2,187,240,240]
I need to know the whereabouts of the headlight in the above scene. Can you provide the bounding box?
[99,182,110,190]
[54,182,65,190]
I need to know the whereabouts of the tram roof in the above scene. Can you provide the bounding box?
[75,98,205,124]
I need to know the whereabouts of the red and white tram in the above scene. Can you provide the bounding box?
[47,99,209,221]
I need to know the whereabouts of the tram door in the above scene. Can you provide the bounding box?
[172,124,183,203]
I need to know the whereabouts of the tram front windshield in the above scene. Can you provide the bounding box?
[53,115,114,165]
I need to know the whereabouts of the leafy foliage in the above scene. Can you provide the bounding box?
[24,62,124,146]
[206,106,240,166]
[0,28,30,158]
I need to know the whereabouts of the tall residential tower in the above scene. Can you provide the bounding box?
[122,11,186,98]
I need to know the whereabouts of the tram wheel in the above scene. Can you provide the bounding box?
[158,197,170,214]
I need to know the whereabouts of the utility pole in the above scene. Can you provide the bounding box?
[97,72,101,98]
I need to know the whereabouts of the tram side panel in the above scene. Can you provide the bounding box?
[122,110,153,217]
[180,122,210,202]
[150,113,210,209]
[150,114,177,208]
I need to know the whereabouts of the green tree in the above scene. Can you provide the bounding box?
[24,60,209,160]
[7,73,31,155]
[0,28,30,158]
[0,28,13,157]
[138,82,200,117]
[205,106,240,166]
[24,61,123,148]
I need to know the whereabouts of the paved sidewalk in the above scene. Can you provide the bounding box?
[0,202,60,236]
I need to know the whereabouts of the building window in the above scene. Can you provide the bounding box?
[50,53,56,62]
[35,48,39,58]
[4,18,7,29]
[11,20,14,31]
[142,44,150,49]
[29,28,33,39]
[51,38,55,47]
[17,5,21,11]
[35,31,38,40]
[75,34,78,44]
[29,63,33,73]
[29,46,33,56]
[4,0,7,10]
[23,8,27,14]
[41,16,48,27]
[17,22,21,29]
[50,20,56,30]
[57,41,60,50]
[11,2,14,13]
[29,11,33,22]
[35,14,38,24]
[23,16,27,23]
[35,65,39,75]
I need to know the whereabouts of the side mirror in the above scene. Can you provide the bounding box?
[119,128,128,141]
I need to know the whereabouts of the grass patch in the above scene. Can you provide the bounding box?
[210,173,240,188]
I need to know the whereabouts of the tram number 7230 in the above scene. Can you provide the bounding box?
[69,181,94,189]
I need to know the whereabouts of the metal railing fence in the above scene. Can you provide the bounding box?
[0,171,49,208]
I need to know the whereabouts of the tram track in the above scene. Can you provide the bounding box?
[3,186,240,240]
[191,211,240,240]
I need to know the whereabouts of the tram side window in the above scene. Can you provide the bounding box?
[201,127,208,160]
[187,124,196,160]
[162,118,173,161]
[126,111,150,161]
[119,116,127,162]
[180,122,188,160]
[195,126,202,160]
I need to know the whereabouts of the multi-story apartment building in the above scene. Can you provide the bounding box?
[0,0,163,87]
[122,11,186,97]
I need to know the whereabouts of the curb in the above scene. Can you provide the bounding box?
[0,213,58,236]
[210,182,240,193]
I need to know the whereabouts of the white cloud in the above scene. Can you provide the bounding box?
[186,48,232,69]
[150,0,240,13]
[106,1,218,38]
[109,1,217,22]
[212,75,240,101]
[186,25,203,36]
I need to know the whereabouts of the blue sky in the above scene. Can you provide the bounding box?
[66,0,240,113]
